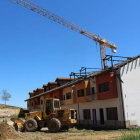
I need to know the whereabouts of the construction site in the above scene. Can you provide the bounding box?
[0,0,140,140]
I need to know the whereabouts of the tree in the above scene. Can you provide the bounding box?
[1,89,11,105]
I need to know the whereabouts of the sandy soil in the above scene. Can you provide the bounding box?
[0,108,20,117]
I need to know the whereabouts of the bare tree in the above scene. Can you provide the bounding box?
[1,89,11,105]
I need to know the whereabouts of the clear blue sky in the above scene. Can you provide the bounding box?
[0,0,140,108]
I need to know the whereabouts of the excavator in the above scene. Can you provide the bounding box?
[12,98,77,132]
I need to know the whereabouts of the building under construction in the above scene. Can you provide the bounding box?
[8,0,140,129]
[25,55,140,129]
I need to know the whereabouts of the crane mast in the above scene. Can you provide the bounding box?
[11,0,117,69]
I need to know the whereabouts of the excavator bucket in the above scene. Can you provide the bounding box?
[11,118,25,132]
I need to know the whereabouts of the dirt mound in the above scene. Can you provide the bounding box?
[0,105,6,109]
[0,122,24,140]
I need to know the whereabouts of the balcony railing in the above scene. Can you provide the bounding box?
[60,100,65,106]
[38,105,40,109]
[28,107,31,110]
[86,94,97,102]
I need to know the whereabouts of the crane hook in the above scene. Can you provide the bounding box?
[96,42,98,52]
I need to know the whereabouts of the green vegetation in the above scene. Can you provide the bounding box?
[10,114,25,120]
[117,129,140,140]
[19,117,25,120]
[6,105,21,108]
[70,127,94,132]
[10,114,18,118]
[71,127,140,140]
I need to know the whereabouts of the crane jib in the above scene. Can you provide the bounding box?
[11,0,116,48]
[10,0,117,69]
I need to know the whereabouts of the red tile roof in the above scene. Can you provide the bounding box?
[29,92,34,95]
[25,79,82,101]
[48,82,57,84]
[55,77,75,81]
[37,88,44,90]
[43,84,48,87]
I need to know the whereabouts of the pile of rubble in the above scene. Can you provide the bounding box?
[0,122,24,140]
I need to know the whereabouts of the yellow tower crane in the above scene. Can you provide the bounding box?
[11,0,117,69]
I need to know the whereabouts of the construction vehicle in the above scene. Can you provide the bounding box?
[12,98,77,133]
[10,0,117,69]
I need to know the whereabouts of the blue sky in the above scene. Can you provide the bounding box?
[0,0,140,108]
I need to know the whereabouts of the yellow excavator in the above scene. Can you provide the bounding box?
[12,98,77,133]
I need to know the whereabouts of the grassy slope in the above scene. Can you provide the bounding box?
[6,105,22,108]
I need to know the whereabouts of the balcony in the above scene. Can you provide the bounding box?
[28,107,31,111]
[86,94,97,102]
[38,105,40,109]
[60,100,65,106]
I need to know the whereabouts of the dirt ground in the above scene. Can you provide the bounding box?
[21,128,124,140]
[0,105,20,117]
[0,124,123,140]
[0,118,138,140]
[0,120,125,140]
[0,122,24,140]
[0,118,14,126]
[0,105,126,140]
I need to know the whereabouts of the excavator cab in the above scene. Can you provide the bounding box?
[45,98,59,115]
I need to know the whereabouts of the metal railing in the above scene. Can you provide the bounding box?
[86,94,97,102]
[60,100,65,106]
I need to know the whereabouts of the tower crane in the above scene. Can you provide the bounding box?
[11,0,117,69]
